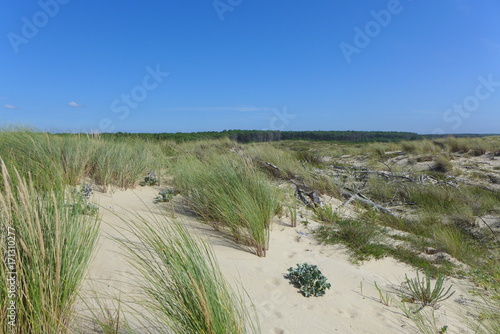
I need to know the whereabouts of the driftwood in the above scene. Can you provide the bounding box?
[264,162,323,207]
[340,187,396,217]
[266,161,398,214]
[331,165,499,192]
[291,179,323,207]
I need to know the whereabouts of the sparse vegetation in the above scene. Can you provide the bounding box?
[1,129,499,332]
[314,218,385,261]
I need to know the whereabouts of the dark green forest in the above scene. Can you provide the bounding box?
[56,130,496,143]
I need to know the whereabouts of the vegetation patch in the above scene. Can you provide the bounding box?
[285,263,331,297]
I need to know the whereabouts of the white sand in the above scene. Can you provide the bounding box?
[78,186,477,334]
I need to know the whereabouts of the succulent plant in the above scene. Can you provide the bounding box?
[80,183,93,199]
[154,189,175,203]
[285,263,331,297]
[140,172,159,186]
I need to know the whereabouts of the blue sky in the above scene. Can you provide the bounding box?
[1,0,499,134]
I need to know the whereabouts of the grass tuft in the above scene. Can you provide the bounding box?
[173,154,280,257]
[0,160,100,333]
[117,216,260,334]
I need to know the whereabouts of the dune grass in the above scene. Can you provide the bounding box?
[0,131,164,192]
[117,216,259,334]
[173,154,281,257]
[313,217,385,262]
[244,143,308,179]
[0,161,100,333]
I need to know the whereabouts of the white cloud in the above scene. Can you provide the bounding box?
[68,101,84,108]
[4,104,19,109]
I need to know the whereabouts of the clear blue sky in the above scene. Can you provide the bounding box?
[1,0,499,134]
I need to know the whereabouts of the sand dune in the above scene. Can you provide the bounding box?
[78,186,477,334]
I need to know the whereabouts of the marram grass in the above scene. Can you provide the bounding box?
[0,160,100,333]
[0,130,163,192]
[173,154,281,257]
[116,215,260,334]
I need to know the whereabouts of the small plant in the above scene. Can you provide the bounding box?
[140,171,159,186]
[285,263,331,297]
[404,271,455,307]
[81,183,93,198]
[287,204,298,227]
[374,281,392,306]
[313,205,339,224]
[399,302,448,334]
[154,189,175,203]
[71,184,99,215]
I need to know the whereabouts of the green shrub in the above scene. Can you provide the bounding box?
[313,206,339,224]
[285,263,331,297]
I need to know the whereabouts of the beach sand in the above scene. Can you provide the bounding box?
[77,186,476,334]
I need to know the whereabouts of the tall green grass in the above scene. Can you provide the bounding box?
[173,154,280,257]
[0,131,163,191]
[244,143,307,179]
[0,161,100,333]
[117,216,259,334]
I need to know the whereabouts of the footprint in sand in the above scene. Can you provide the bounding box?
[285,251,297,259]
[273,328,286,334]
